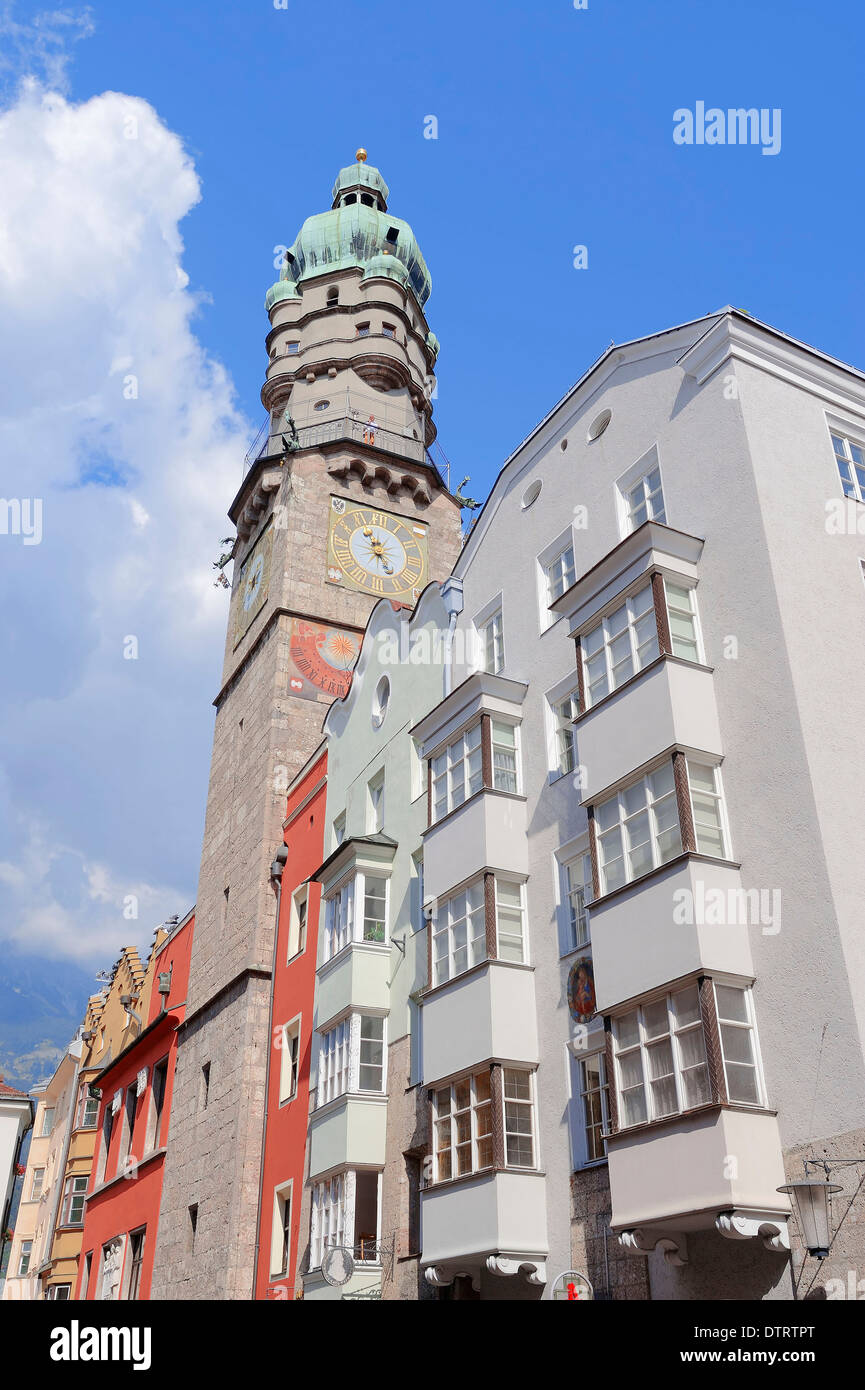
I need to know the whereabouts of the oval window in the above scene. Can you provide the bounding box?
[372,675,390,728]
[314,399,330,412]
[587,409,612,441]
[521,479,542,509]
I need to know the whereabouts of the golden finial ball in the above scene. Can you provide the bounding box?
[356,147,368,163]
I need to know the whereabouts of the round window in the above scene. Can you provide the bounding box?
[560,438,568,451]
[521,479,542,509]
[372,675,390,728]
[587,409,612,441]
[314,399,330,412]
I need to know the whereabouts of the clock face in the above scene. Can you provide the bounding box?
[326,498,428,599]
[233,524,273,647]
[243,554,265,611]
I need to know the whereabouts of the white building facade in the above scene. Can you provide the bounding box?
[414,308,865,1299]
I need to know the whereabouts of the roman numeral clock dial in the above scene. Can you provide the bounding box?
[326,498,429,600]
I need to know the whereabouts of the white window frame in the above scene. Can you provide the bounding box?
[491,718,520,795]
[432,1070,493,1182]
[287,884,308,961]
[473,595,505,675]
[503,1067,538,1169]
[411,851,425,934]
[553,690,579,777]
[612,984,712,1129]
[269,1180,293,1279]
[61,1174,89,1227]
[537,527,577,630]
[616,448,667,536]
[318,1018,350,1105]
[29,1166,45,1202]
[664,577,704,663]
[580,581,659,708]
[358,1013,387,1093]
[40,1106,55,1138]
[279,1016,301,1104]
[367,772,385,834]
[310,1173,346,1269]
[431,721,482,822]
[687,759,730,860]
[714,982,765,1107]
[18,1240,33,1276]
[568,1049,609,1167]
[332,811,346,848]
[830,427,865,502]
[494,877,528,964]
[560,851,593,955]
[595,761,682,894]
[75,1083,99,1130]
[431,877,486,986]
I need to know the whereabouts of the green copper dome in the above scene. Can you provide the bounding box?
[331,159,390,209]
[266,157,432,310]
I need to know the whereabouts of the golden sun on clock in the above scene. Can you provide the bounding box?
[326,497,429,599]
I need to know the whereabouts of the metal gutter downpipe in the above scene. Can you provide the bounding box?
[252,843,289,1298]
[440,576,464,698]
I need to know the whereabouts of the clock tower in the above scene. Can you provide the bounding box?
[150,154,463,1300]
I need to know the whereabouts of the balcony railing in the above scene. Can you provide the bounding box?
[243,415,450,491]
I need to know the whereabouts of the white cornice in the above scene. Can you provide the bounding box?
[679,313,865,419]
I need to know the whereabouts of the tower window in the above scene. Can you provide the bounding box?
[314,400,330,412]
[386,226,399,244]
[361,193,374,207]
[356,323,370,338]
[286,342,300,355]
[343,193,357,205]
[382,323,396,340]
[326,287,338,306]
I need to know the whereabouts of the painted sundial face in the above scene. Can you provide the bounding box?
[328,503,427,598]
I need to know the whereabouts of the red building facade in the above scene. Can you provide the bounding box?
[254,743,327,1300]
[75,910,194,1300]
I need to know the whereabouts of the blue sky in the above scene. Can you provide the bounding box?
[67,0,865,483]
[0,0,862,1078]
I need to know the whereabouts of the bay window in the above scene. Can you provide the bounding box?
[311,1174,345,1269]
[317,1013,387,1105]
[491,719,519,793]
[613,984,711,1128]
[318,1019,349,1105]
[310,1171,381,1269]
[359,1015,385,1091]
[495,879,526,962]
[76,1083,99,1129]
[664,578,702,662]
[581,583,658,706]
[431,722,482,821]
[503,1068,536,1167]
[688,762,728,857]
[322,872,388,962]
[594,758,728,895]
[715,983,762,1104]
[432,880,485,985]
[596,763,681,892]
[433,1070,493,1180]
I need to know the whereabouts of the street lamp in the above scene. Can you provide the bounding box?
[777,1180,842,1258]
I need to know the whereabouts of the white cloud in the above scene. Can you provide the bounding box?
[0,68,251,965]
